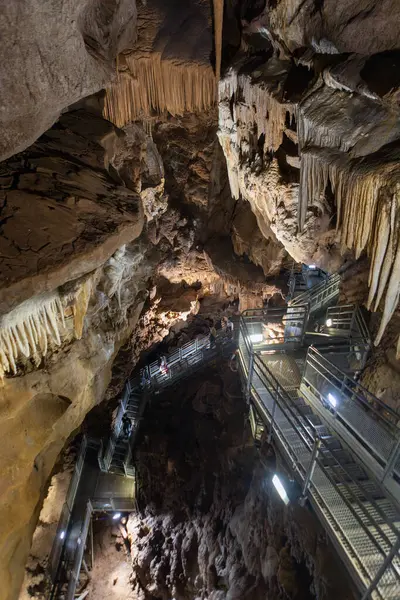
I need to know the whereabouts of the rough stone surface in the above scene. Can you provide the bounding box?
[0,0,137,162]
[126,366,356,600]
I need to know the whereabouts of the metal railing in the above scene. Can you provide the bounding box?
[289,272,341,313]
[241,306,308,351]
[65,501,92,600]
[288,264,327,299]
[100,331,236,475]
[141,329,235,391]
[302,347,400,500]
[48,436,88,581]
[238,324,400,599]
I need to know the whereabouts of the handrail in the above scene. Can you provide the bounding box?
[254,355,400,544]
[239,320,400,596]
[305,346,400,427]
[289,272,340,308]
[252,355,400,587]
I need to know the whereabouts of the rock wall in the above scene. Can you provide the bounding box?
[218,4,400,341]
[0,0,137,161]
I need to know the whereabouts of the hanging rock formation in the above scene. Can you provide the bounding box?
[218,5,400,341]
[104,0,216,126]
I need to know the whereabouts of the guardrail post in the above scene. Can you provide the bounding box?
[267,384,280,443]
[382,438,400,485]
[267,397,276,443]
[361,535,400,600]
[246,352,254,401]
[299,437,320,506]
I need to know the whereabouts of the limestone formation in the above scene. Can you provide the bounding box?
[0,0,137,161]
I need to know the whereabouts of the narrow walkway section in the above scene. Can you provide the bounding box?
[49,437,136,600]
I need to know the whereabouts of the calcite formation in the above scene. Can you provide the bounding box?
[104,0,216,126]
[218,20,400,341]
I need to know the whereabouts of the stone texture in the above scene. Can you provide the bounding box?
[0,0,137,162]
[126,366,356,600]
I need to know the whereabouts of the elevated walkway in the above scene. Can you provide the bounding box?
[239,300,400,599]
[289,271,341,315]
[48,326,236,598]
[49,437,136,600]
[288,263,328,300]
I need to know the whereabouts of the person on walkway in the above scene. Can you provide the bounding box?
[159,355,169,375]
[122,414,132,438]
[226,318,234,339]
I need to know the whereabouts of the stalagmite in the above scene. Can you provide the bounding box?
[0,292,66,378]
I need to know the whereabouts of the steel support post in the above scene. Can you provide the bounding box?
[382,438,400,485]
[246,352,254,401]
[299,438,320,506]
[267,386,279,443]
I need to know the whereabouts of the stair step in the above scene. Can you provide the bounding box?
[337,481,386,502]
[327,463,369,482]
[321,435,342,450]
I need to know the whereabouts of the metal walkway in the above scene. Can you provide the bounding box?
[288,263,328,300]
[239,316,400,599]
[48,327,236,598]
[289,271,341,314]
[49,437,136,600]
[99,329,236,476]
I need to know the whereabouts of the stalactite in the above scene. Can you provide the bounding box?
[0,292,66,378]
[73,279,92,340]
[104,54,216,127]
[213,0,223,81]
[299,150,400,343]
[237,76,294,154]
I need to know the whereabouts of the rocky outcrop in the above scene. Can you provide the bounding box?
[127,366,355,600]
[0,0,137,162]
[218,10,400,341]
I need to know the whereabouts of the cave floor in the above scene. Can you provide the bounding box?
[89,520,135,600]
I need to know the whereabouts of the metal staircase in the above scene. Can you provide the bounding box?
[288,263,327,299]
[289,272,341,314]
[239,313,400,599]
[100,384,148,477]
[100,328,236,476]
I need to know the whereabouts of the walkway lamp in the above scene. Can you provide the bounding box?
[272,474,290,506]
[249,333,263,343]
[327,393,337,408]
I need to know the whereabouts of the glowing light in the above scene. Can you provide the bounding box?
[326,318,333,327]
[249,334,263,344]
[308,264,316,269]
[328,393,337,408]
[112,512,122,520]
[60,531,65,540]
[272,474,290,505]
